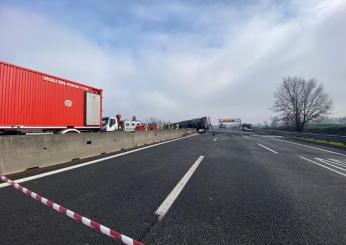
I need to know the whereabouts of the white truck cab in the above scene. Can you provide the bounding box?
[102,117,119,132]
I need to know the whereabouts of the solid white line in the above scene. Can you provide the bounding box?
[257,143,278,154]
[213,137,218,142]
[274,138,346,157]
[299,156,346,177]
[155,155,205,221]
[0,134,198,189]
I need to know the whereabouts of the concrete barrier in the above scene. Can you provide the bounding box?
[0,129,194,175]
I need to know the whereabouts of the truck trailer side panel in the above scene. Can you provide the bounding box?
[0,62,102,130]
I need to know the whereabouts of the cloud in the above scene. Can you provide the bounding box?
[0,0,345,123]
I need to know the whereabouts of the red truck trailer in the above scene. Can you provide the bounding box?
[0,61,103,134]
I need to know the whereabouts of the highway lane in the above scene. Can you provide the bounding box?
[0,134,212,244]
[1,131,346,244]
[144,133,346,244]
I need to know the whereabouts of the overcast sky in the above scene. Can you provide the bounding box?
[0,0,345,124]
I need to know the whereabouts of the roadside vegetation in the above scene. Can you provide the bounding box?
[291,137,346,149]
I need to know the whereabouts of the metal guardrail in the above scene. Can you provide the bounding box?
[254,129,346,145]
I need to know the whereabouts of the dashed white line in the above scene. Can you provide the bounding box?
[0,134,198,189]
[155,155,205,221]
[299,156,346,177]
[242,136,250,139]
[274,138,346,157]
[213,137,218,142]
[257,143,278,154]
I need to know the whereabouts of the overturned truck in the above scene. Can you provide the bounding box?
[174,117,211,131]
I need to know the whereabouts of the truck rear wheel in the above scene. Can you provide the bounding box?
[58,129,81,134]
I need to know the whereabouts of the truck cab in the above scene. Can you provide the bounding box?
[102,117,118,132]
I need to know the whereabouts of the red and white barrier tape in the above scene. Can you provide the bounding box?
[0,175,144,245]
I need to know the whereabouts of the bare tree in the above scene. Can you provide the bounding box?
[270,116,280,129]
[272,77,332,132]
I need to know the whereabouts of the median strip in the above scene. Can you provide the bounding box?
[0,134,198,189]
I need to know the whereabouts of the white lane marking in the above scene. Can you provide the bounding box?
[326,159,346,167]
[155,155,205,221]
[274,138,346,157]
[0,134,198,189]
[328,159,346,165]
[325,160,346,168]
[257,143,278,154]
[213,137,218,142]
[242,136,250,139]
[254,135,283,138]
[299,156,346,177]
[315,158,346,171]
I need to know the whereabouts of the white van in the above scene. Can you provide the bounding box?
[124,121,141,132]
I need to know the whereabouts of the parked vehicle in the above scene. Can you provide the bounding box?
[101,114,124,132]
[0,61,102,134]
[0,61,168,135]
[147,124,158,131]
[241,123,252,131]
[124,121,143,132]
[102,117,119,132]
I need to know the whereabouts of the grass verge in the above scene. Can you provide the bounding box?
[290,137,346,149]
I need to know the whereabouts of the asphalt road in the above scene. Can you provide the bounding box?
[1,130,346,244]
